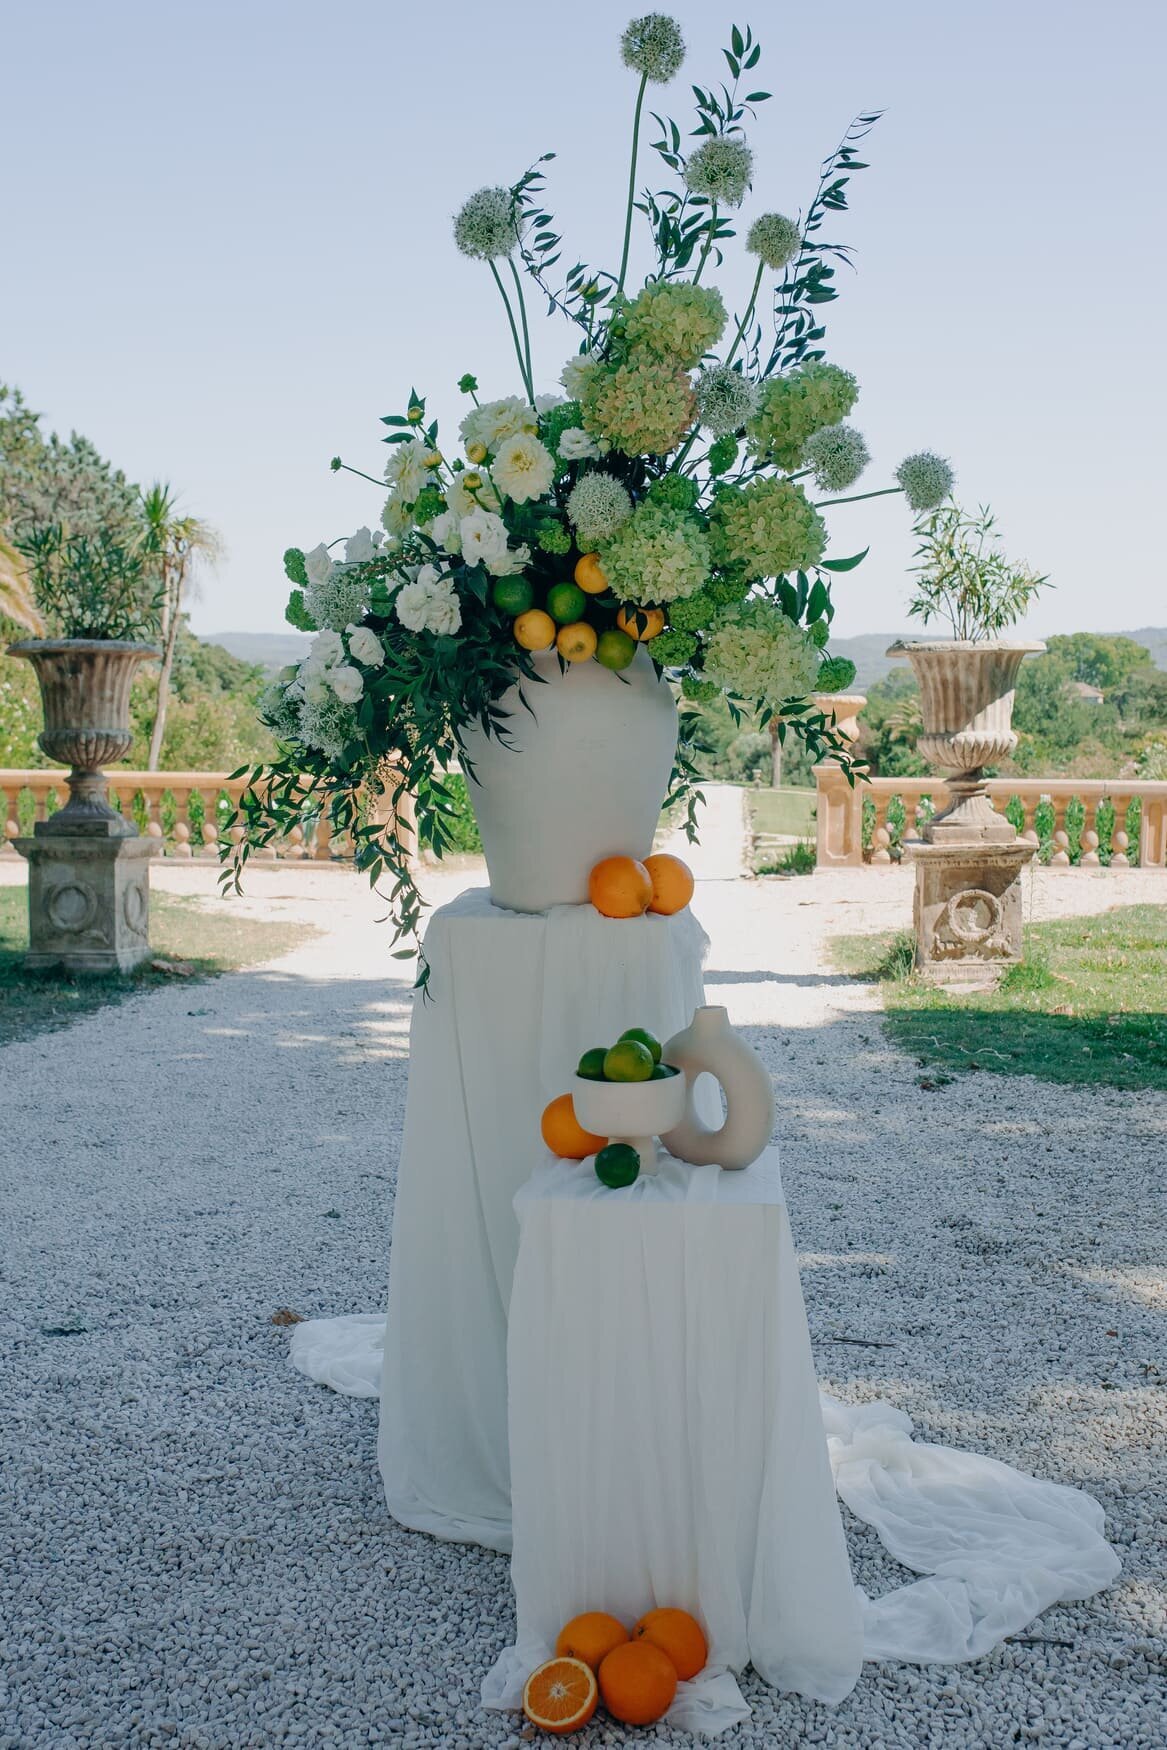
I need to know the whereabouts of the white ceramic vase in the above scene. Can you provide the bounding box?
[458,647,678,912]
[661,1005,775,1171]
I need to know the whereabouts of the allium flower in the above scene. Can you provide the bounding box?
[258,681,303,744]
[580,355,696,455]
[621,12,685,81]
[709,478,827,578]
[300,688,359,762]
[896,451,955,512]
[453,186,517,261]
[560,353,599,399]
[803,424,871,494]
[346,624,384,667]
[694,364,758,437]
[557,427,602,462]
[566,472,633,546]
[683,136,754,208]
[459,396,537,455]
[491,431,555,504]
[384,438,431,502]
[599,501,709,604]
[623,282,727,368]
[702,599,821,705]
[328,665,364,706]
[304,566,371,634]
[747,360,860,470]
[343,526,381,565]
[746,212,802,271]
[395,566,463,636]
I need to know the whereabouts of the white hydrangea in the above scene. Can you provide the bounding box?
[702,601,820,705]
[346,624,384,666]
[683,136,754,208]
[803,424,871,493]
[343,526,381,564]
[395,565,463,636]
[459,396,537,455]
[694,365,758,436]
[491,431,555,504]
[384,438,431,502]
[558,427,602,461]
[566,472,633,546]
[328,665,364,705]
[453,186,517,261]
[459,508,512,572]
[896,451,955,513]
[560,353,599,399]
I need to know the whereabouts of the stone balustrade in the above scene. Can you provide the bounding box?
[814,766,1167,870]
[0,769,412,863]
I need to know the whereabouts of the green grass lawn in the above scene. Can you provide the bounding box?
[747,786,817,838]
[0,888,318,1047]
[830,905,1167,1091]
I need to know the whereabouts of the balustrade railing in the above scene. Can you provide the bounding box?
[0,769,413,864]
[814,767,1167,870]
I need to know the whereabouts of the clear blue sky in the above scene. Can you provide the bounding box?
[4,0,1164,642]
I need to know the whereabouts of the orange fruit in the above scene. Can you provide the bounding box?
[632,1607,707,1681]
[523,1657,598,1735]
[514,608,557,651]
[573,552,609,594]
[588,855,653,919]
[555,1612,629,1672]
[540,1093,606,1161]
[616,604,665,642]
[643,853,695,916]
[556,621,598,663]
[597,1640,677,1726]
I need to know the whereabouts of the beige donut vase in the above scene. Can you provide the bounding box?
[660,1005,775,1171]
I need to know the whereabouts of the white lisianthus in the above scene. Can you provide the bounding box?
[302,673,332,706]
[486,541,531,578]
[491,431,555,504]
[459,396,537,455]
[328,665,365,705]
[560,354,597,399]
[303,543,335,588]
[536,393,566,415]
[346,624,385,667]
[343,526,381,565]
[424,587,462,636]
[395,569,462,636]
[384,438,431,502]
[459,508,511,571]
[446,467,501,517]
[303,629,345,672]
[427,508,462,553]
[557,427,602,462]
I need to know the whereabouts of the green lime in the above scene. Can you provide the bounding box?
[576,1046,608,1081]
[595,1142,641,1188]
[595,627,637,671]
[618,1026,662,1064]
[492,575,534,615]
[603,1039,655,1082]
[546,581,587,624]
[649,1063,679,1080]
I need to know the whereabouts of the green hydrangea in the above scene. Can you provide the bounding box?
[816,655,858,692]
[599,501,709,604]
[540,399,585,458]
[747,361,859,470]
[667,586,716,631]
[623,281,727,368]
[702,599,821,706]
[651,629,698,666]
[709,479,826,578]
[682,674,721,701]
[535,520,573,555]
[580,353,696,455]
[645,473,701,513]
[707,434,738,475]
[413,484,445,526]
[705,571,753,607]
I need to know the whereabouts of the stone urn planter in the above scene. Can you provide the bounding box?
[886,639,1044,843]
[9,638,160,971]
[458,646,678,913]
[810,691,867,753]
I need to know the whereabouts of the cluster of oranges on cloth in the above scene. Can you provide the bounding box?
[505,552,666,669]
[588,851,694,920]
[523,1608,708,1734]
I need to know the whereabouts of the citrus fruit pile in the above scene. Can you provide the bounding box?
[577,1027,675,1084]
[588,853,694,919]
[508,552,660,670]
[523,1608,707,1733]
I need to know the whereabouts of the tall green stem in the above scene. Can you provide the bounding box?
[815,485,901,509]
[691,204,719,286]
[508,260,535,403]
[615,73,648,301]
[723,260,765,369]
[489,262,535,403]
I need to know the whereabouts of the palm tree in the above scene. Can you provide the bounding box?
[0,532,44,634]
[140,483,223,770]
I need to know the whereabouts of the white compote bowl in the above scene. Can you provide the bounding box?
[571,1069,687,1175]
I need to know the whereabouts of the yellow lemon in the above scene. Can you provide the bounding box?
[573,552,610,595]
[556,621,598,663]
[616,604,665,642]
[514,609,557,651]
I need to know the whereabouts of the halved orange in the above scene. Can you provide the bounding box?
[522,1656,598,1735]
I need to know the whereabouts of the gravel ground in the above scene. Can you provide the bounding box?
[1,859,1164,1749]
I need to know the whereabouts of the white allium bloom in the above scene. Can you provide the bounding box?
[491,431,555,504]
[427,508,462,553]
[384,438,431,502]
[896,451,955,513]
[558,427,602,461]
[343,526,381,565]
[304,629,344,671]
[620,12,685,82]
[803,423,871,494]
[746,212,802,270]
[446,467,500,517]
[395,571,463,637]
[305,564,371,632]
[694,365,758,437]
[683,136,754,208]
[459,396,537,455]
[566,472,633,546]
[459,508,511,571]
[560,353,598,399]
[303,543,334,588]
[346,624,385,667]
[453,186,518,260]
[300,689,358,762]
[328,664,365,705]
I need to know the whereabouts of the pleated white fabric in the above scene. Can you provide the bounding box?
[375,888,711,1553]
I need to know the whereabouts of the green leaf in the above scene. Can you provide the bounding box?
[820,547,870,573]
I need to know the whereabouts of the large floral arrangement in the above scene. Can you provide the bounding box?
[228,15,952,956]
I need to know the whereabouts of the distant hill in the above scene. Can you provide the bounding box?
[203,631,312,673]
[831,628,1167,691]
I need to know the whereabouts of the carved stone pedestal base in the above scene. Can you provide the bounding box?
[907,839,1036,987]
[15,828,154,973]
